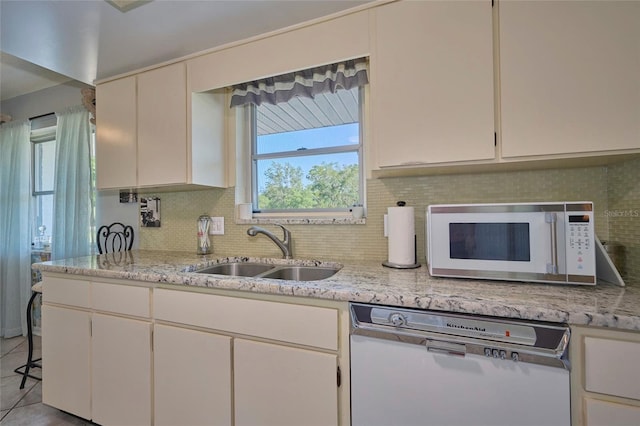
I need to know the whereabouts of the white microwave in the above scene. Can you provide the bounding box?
[426,202,596,285]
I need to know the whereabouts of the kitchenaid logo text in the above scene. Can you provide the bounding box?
[446,322,486,332]
[604,209,639,218]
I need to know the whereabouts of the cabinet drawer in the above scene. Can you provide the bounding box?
[43,276,90,308]
[585,398,640,426]
[585,337,640,400]
[92,282,151,318]
[154,289,338,350]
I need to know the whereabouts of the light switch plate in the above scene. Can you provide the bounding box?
[209,217,224,235]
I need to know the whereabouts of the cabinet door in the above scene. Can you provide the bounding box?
[95,76,137,189]
[500,1,640,158]
[154,324,232,426]
[41,305,91,420]
[92,313,151,426]
[372,0,495,167]
[234,339,338,426]
[585,398,640,426]
[137,62,188,186]
[584,336,640,400]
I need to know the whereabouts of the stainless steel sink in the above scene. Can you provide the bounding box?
[259,266,339,281]
[196,262,275,277]
[195,262,340,281]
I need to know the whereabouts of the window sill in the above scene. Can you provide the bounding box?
[235,217,366,225]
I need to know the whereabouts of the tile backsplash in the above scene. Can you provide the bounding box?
[607,157,640,282]
[139,157,639,283]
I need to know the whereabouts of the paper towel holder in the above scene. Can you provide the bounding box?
[383,201,421,269]
[382,235,421,268]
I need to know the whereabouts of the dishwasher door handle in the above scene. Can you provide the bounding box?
[426,340,466,357]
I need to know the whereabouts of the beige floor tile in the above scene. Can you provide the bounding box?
[0,375,37,412]
[0,349,42,379]
[0,337,85,426]
[0,338,25,357]
[30,336,41,351]
[14,382,41,408]
[0,403,92,426]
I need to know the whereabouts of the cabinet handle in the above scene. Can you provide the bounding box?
[546,212,559,274]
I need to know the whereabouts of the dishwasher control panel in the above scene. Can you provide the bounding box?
[350,303,571,370]
[484,347,519,362]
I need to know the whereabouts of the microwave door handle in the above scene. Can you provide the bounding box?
[546,212,558,274]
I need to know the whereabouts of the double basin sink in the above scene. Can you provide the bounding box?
[196,262,340,281]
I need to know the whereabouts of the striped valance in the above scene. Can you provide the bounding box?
[230,57,368,107]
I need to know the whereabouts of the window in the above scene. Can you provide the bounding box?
[230,58,368,216]
[252,87,363,213]
[31,119,56,249]
[29,110,97,254]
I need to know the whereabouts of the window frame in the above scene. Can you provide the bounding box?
[249,88,365,215]
[31,125,56,248]
[31,137,56,197]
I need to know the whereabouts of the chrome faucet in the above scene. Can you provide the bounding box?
[247,224,292,259]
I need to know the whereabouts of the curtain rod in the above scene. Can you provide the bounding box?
[29,112,55,121]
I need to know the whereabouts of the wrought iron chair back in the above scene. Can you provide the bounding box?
[97,222,134,254]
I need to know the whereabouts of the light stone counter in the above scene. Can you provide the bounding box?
[33,250,640,332]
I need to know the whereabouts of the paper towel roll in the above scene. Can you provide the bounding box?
[387,206,416,266]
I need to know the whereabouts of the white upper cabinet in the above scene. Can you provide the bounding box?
[188,10,370,93]
[371,0,495,168]
[499,0,640,158]
[137,63,188,187]
[95,76,137,189]
[96,62,227,190]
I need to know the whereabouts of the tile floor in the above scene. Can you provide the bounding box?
[1,336,93,425]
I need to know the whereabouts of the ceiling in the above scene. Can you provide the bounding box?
[0,0,370,102]
[258,88,359,136]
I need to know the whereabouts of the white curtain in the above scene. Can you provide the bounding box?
[0,121,32,337]
[52,106,93,260]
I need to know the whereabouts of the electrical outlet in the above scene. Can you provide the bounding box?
[209,217,224,235]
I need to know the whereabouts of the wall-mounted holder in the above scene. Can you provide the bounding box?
[119,191,138,203]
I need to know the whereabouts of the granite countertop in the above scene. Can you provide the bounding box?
[33,250,640,332]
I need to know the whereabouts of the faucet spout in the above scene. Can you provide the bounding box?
[247,224,292,259]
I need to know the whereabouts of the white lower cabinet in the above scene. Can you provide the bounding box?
[41,305,91,420]
[153,288,346,425]
[234,339,338,426]
[571,326,640,426]
[91,313,152,426]
[42,277,348,425]
[153,324,232,426]
[585,398,640,426]
[42,275,152,425]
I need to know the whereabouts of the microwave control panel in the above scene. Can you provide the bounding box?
[565,211,595,279]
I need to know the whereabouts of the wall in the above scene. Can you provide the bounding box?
[96,191,140,250]
[0,81,90,121]
[608,157,640,282]
[138,162,637,275]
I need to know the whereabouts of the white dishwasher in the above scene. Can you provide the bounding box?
[350,303,571,426]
